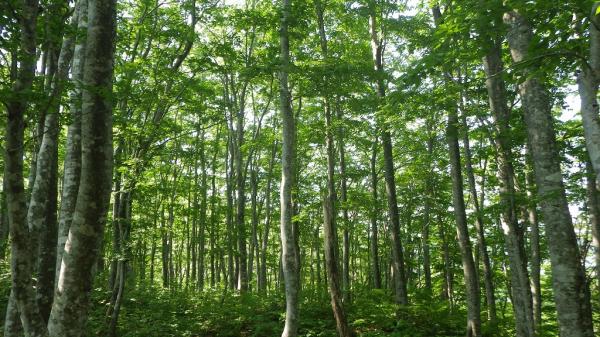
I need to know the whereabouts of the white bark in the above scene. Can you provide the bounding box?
[504,10,594,337]
[47,0,115,335]
[579,4,600,188]
[279,0,300,335]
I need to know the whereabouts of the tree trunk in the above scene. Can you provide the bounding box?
[56,0,87,287]
[198,129,208,290]
[368,1,408,305]
[422,134,433,292]
[235,99,248,292]
[482,37,534,336]
[260,141,276,292]
[48,0,115,335]
[504,10,594,337]
[447,105,481,337]
[226,134,236,290]
[4,0,48,334]
[586,161,600,291]
[337,107,351,303]
[460,107,496,323]
[279,0,300,334]
[370,136,381,289]
[29,1,79,322]
[524,156,542,334]
[322,197,352,337]
[578,3,600,187]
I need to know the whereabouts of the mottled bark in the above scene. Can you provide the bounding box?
[578,3,600,187]
[4,0,48,335]
[586,161,600,291]
[504,10,594,337]
[279,0,299,335]
[29,1,79,322]
[56,0,87,286]
[482,37,534,337]
[47,0,115,335]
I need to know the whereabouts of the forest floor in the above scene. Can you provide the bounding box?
[84,285,477,337]
[0,261,578,336]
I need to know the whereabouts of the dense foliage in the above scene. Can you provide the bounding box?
[1,0,600,336]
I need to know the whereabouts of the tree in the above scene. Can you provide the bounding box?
[504,9,594,337]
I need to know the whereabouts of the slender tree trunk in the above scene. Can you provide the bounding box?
[368,1,408,305]
[235,101,248,292]
[447,105,481,337]
[29,2,78,322]
[226,134,236,290]
[279,0,300,333]
[439,216,454,307]
[322,197,352,337]
[460,110,496,323]
[249,158,259,290]
[0,185,8,261]
[260,141,276,292]
[504,10,594,337]
[370,136,381,289]
[48,0,115,335]
[524,157,542,334]
[209,131,220,288]
[422,134,433,292]
[586,161,600,291]
[336,107,351,303]
[198,129,208,290]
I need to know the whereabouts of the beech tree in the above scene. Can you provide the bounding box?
[0,0,599,336]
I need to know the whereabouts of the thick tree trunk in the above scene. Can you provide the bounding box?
[368,1,408,305]
[47,0,115,335]
[482,38,534,337]
[4,0,48,335]
[579,4,600,187]
[447,106,481,337]
[29,1,78,323]
[56,0,87,286]
[279,0,300,334]
[504,10,594,337]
